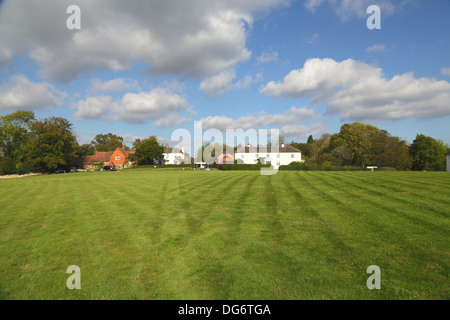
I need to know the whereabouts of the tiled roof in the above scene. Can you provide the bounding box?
[85,151,114,164]
[236,145,301,153]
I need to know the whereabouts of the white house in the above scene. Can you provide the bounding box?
[234,143,303,168]
[162,145,190,165]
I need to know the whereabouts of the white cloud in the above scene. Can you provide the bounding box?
[234,72,264,89]
[256,49,278,63]
[156,114,189,128]
[73,95,112,120]
[441,68,450,76]
[113,88,188,124]
[200,70,263,96]
[122,133,146,145]
[366,44,386,53]
[200,106,315,130]
[0,74,66,111]
[200,70,236,97]
[72,86,188,125]
[0,0,289,82]
[305,0,402,19]
[261,58,450,121]
[280,123,328,139]
[90,78,140,93]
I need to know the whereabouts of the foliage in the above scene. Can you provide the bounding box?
[0,110,35,171]
[409,134,447,171]
[132,136,164,165]
[369,130,412,170]
[91,133,124,152]
[24,117,77,172]
[0,156,16,175]
[73,143,96,158]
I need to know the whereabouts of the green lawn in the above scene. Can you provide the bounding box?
[0,170,448,299]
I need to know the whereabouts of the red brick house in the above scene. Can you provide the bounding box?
[84,144,135,170]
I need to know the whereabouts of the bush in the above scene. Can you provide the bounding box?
[376,167,397,171]
[279,162,365,171]
[0,156,16,175]
[217,163,271,170]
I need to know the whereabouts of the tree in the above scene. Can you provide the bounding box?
[369,130,412,170]
[132,136,164,165]
[332,145,353,165]
[25,117,77,172]
[91,133,123,151]
[73,143,96,158]
[335,122,380,166]
[0,110,35,172]
[409,134,446,171]
[307,134,314,144]
[132,138,143,150]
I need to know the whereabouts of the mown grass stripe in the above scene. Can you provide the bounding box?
[319,172,449,234]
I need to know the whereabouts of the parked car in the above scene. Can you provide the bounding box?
[103,166,116,171]
[70,167,77,172]
[55,169,66,174]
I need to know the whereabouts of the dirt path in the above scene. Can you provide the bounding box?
[0,173,43,179]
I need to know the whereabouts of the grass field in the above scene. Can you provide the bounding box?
[0,169,448,300]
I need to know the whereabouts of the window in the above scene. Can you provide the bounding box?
[291,154,295,158]
[256,154,259,158]
[276,154,280,158]
[115,156,121,161]
[266,154,269,158]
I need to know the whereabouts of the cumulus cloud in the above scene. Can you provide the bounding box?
[261,58,450,121]
[0,0,289,82]
[0,74,66,111]
[200,106,315,130]
[200,70,236,97]
[200,70,263,97]
[90,78,140,93]
[73,95,112,120]
[72,86,188,126]
[280,123,328,139]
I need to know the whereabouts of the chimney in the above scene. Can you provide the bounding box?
[123,142,126,150]
[166,144,170,148]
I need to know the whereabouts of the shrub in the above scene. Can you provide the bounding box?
[0,156,16,175]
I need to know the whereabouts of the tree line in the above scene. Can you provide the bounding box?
[289,122,449,171]
[0,110,448,175]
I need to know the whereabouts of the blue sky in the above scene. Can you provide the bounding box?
[0,0,449,152]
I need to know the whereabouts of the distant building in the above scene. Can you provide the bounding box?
[216,153,234,164]
[234,143,303,168]
[162,145,190,165]
[84,143,135,170]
